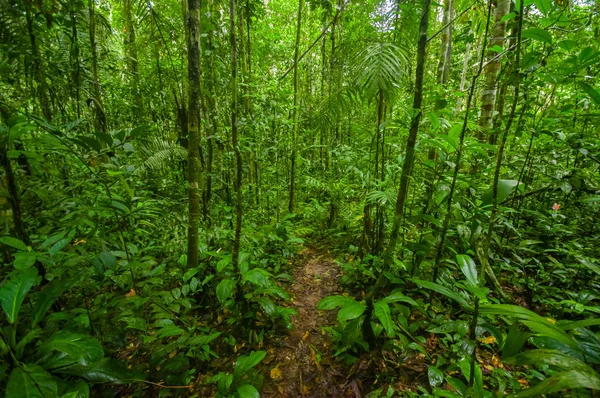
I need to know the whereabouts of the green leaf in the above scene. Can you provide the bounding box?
[39,333,104,367]
[32,277,72,326]
[216,279,236,303]
[233,351,266,379]
[0,268,38,323]
[242,268,272,287]
[533,0,552,14]
[508,369,600,397]
[481,179,520,206]
[237,384,260,398]
[16,328,44,359]
[456,254,478,286]
[578,82,600,105]
[381,290,418,306]
[99,251,116,269]
[480,304,579,350]
[412,279,472,310]
[183,268,199,282]
[505,349,594,373]
[503,324,530,358]
[14,252,37,269]
[317,295,356,310]
[62,379,90,397]
[337,301,366,323]
[557,40,577,51]
[61,358,145,383]
[186,332,221,347]
[428,366,444,388]
[0,236,28,251]
[342,316,364,345]
[374,301,395,337]
[500,12,516,22]
[521,28,552,44]
[6,365,57,398]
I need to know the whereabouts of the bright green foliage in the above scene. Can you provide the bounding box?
[1,0,599,396]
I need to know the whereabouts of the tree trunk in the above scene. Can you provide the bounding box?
[186,0,202,269]
[25,1,52,121]
[455,41,470,114]
[436,0,453,86]
[288,0,303,213]
[123,0,142,118]
[230,0,244,269]
[478,0,510,141]
[88,0,107,136]
[382,0,431,270]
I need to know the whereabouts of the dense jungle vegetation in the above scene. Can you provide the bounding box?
[1,0,600,396]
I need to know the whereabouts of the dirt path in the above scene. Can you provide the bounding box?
[261,246,362,397]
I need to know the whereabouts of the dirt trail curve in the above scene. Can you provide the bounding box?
[261,246,362,398]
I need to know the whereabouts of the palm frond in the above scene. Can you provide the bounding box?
[353,42,409,101]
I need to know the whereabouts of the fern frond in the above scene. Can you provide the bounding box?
[137,137,187,173]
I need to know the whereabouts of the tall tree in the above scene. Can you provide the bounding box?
[383,0,431,270]
[288,0,303,213]
[88,0,106,136]
[230,0,244,269]
[186,0,202,269]
[478,0,510,141]
[123,0,142,117]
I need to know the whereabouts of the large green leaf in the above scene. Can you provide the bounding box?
[233,351,266,379]
[412,279,472,310]
[32,277,72,326]
[337,301,366,323]
[216,279,236,303]
[0,236,29,251]
[317,295,356,310]
[456,254,478,286]
[481,179,520,206]
[237,384,260,398]
[505,349,594,373]
[381,290,417,306]
[533,0,552,14]
[0,268,38,323]
[373,301,395,337]
[508,369,600,397]
[242,268,272,287]
[480,304,580,350]
[6,365,57,398]
[428,366,444,388]
[578,82,600,105]
[60,358,144,383]
[521,28,552,44]
[39,333,104,367]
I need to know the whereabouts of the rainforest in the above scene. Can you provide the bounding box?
[1,0,599,396]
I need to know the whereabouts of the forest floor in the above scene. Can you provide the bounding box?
[261,245,365,397]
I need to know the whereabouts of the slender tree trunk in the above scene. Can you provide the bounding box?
[123,0,142,118]
[288,0,303,213]
[186,0,202,269]
[436,0,453,85]
[25,1,51,121]
[69,5,81,118]
[455,42,471,114]
[230,0,244,269]
[432,0,493,281]
[471,0,524,383]
[88,0,106,135]
[382,0,431,270]
[478,0,510,141]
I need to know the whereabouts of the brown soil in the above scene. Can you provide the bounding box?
[261,246,363,398]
